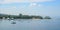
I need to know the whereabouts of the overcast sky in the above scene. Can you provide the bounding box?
[0,0,60,17]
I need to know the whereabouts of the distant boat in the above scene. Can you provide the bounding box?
[10,20,14,21]
[7,18,10,20]
[11,22,16,24]
[11,18,14,20]
[8,18,14,20]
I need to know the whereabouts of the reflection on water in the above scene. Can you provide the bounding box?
[0,19,60,30]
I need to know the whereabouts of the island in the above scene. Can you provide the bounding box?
[0,14,51,19]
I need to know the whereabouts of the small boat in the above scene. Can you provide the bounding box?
[7,18,10,20]
[11,22,16,24]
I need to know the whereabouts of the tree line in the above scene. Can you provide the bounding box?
[0,14,51,19]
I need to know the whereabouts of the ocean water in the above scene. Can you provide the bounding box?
[0,19,60,30]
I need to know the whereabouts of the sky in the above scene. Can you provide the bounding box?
[0,0,60,17]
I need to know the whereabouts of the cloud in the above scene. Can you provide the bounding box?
[0,0,54,4]
[29,3,42,7]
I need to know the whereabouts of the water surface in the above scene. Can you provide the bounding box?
[0,19,60,30]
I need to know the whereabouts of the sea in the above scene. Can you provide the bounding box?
[0,18,60,30]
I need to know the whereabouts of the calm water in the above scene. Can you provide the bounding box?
[0,19,60,30]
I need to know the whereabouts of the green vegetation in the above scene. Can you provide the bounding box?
[0,14,51,19]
